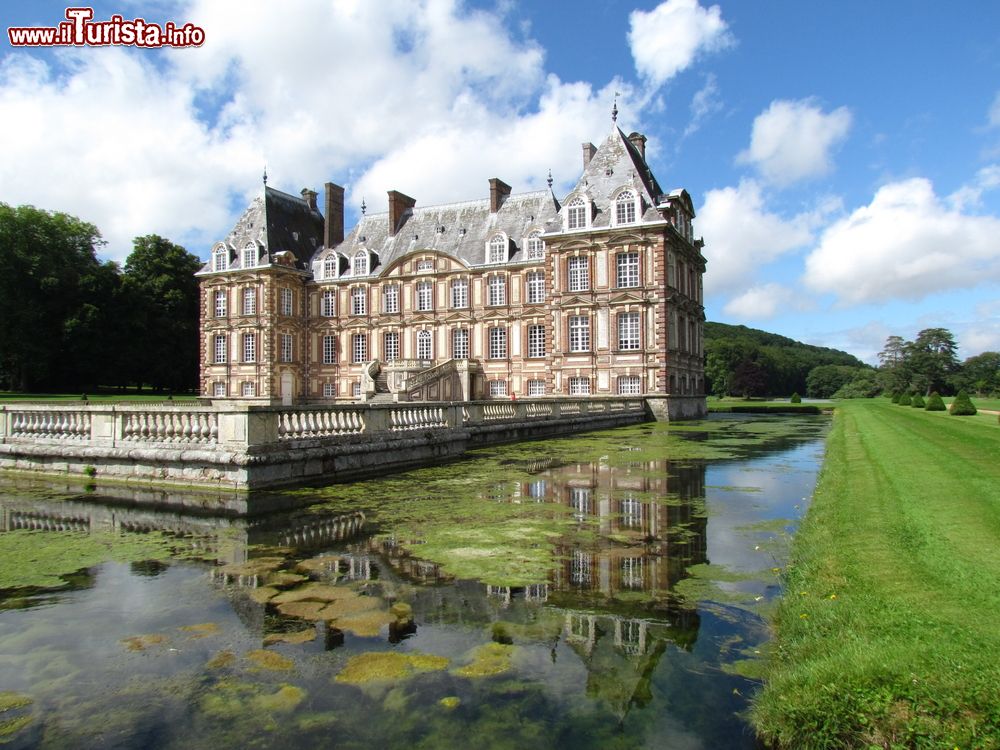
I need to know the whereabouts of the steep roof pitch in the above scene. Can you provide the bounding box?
[199,187,324,273]
[314,189,561,276]
[562,126,666,229]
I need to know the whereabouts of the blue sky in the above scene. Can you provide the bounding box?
[2,0,999,362]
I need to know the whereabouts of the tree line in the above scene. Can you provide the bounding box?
[0,204,203,393]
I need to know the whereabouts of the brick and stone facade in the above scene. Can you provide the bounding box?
[197,121,706,412]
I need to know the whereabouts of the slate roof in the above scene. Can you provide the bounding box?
[312,189,561,276]
[198,187,324,273]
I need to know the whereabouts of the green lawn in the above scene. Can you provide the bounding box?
[752,399,1000,749]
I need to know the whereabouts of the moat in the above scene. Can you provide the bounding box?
[0,414,828,749]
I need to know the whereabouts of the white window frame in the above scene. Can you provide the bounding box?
[616,252,639,288]
[525,231,544,260]
[567,257,589,292]
[450,278,468,309]
[213,381,226,398]
[241,381,256,397]
[280,333,293,363]
[214,290,227,317]
[488,234,507,264]
[214,334,226,364]
[615,190,637,225]
[618,312,640,351]
[323,256,337,280]
[569,315,590,352]
[242,333,256,363]
[382,285,399,314]
[568,377,590,395]
[525,271,545,304]
[566,197,588,230]
[487,274,507,306]
[242,287,257,315]
[416,280,433,311]
[489,326,507,359]
[352,333,368,363]
[489,380,508,397]
[321,289,336,317]
[527,324,546,358]
[323,382,336,399]
[416,259,434,272]
[352,251,368,276]
[280,287,293,316]
[384,331,400,362]
[352,382,362,397]
[351,287,367,316]
[322,334,337,364]
[212,245,228,272]
[618,375,641,395]
[526,379,545,396]
[242,243,257,269]
[416,330,432,360]
[452,328,469,359]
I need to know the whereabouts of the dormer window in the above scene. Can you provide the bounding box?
[323,256,337,280]
[352,251,368,276]
[488,234,507,264]
[525,231,544,260]
[242,243,258,269]
[615,190,637,225]
[212,245,228,272]
[566,197,588,230]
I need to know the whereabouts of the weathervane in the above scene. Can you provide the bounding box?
[546,170,553,189]
[262,164,268,186]
[612,92,620,123]
[361,197,367,216]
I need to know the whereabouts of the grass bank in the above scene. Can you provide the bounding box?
[752,399,1000,749]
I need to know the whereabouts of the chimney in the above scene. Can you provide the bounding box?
[627,132,647,161]
[489,178,512,213]
[582,142,597,169]
[324,182,344,248]
[301,188,318,211]
[387,190,416,236]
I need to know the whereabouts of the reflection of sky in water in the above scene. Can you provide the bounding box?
[0,415,830,750]
[705,439,827,573]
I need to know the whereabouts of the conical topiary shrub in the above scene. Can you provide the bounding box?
[790,392,801,404]
[950,390,977,416]
[898,393,912,406]
[925,392,946,411]
[910,394,925,408]
[891,392,901,404]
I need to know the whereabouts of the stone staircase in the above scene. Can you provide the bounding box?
[370,371,393,403]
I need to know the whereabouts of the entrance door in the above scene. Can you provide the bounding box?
[281,373,293,406]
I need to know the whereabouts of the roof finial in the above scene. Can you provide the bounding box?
[546,170,553,190]
[612,92,619,123]
[361,197,367,215]
[262,164,268,186]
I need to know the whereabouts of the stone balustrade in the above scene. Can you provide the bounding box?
[0,396,657,495]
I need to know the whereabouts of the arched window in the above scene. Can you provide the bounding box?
[566,197,588,230]
[526,231,544,260]
[352,251,368,276]
[323,256,337,280]
[242,243,257,269]
[615,190,637,225]
[417,330,432,360]
[212,245,228,272]
[488,234,507,264]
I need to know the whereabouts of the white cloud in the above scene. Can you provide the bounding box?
[0,0,623,261]
[804,177,1000,304]
[989,91,1000,128]
[696,179,823,294]
[948,164,1000,211]
[683,73,723,137]
[722,282,807,320]
[628,0,733,87]
[737,99,852,186]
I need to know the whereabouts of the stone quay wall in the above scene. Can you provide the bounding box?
[0,397,695,499]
